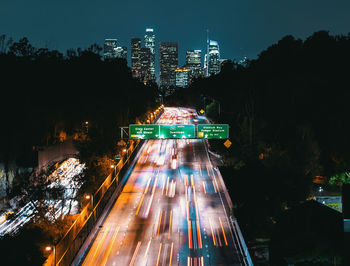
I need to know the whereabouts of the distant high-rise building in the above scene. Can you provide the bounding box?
[104,39,127,62]
[175,68,190,88]
[206,40,221,76]
[115,46,127,60]
[131,38,142,78]
[144,28,156,82]
[139,47,151,83]
[186,50,202,81]
[159,42,178,88]
[104,39,118,60]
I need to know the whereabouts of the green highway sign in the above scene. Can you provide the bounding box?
[129,124,229,139]
[129,124,160,139]
[197,124,229,139]
[159,124,195,139]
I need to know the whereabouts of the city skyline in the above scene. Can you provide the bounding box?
[2,0,349,74]
[107,28,222,83]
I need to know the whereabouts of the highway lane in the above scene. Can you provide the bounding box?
[79,107,242,266]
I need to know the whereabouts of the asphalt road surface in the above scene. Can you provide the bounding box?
[78,107,243,266]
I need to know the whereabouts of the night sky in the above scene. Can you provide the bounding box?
[1,0,349,76]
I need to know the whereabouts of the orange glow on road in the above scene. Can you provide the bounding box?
[101,226,120,266]
[92,227,109,261]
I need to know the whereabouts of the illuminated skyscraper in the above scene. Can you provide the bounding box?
[104,39,127,61]
[206,40,221,76]
[144,28,155,81]
[115,46,127,60]
[159,42,178,88]
[104,39,118,60]
[131,38,141,78]
[175,68,190,88]
[186,50,202,80]
[139,47,152,83]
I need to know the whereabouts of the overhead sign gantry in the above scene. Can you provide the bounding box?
[129,124,228,139]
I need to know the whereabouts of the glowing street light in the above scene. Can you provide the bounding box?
[45,245,56,265]
[85,194,94,209]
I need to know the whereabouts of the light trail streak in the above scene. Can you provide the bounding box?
[169,242,174,266]
[219,217,228,246]
[129,241,141,266]
[91,227,110,261]
[101,226,120,266]
[168,210,172,239]
[157,210,163,239]
[156,243,163,266]
[135,194,145,216]
[188,220,193,249]
[196,220,202,249]
[212,180,218,193]
[209,218,216,246]
[144,239,152,258]
[202,181,207,194]
[165,176,170,196]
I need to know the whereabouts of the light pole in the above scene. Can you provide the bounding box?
[85,194,93,210]
[45,245,56,266]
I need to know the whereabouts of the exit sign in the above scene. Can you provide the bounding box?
[129,124,159,139]
[197,124,229,139]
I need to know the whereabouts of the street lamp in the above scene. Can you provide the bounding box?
[85,194,93,209]
[122,148,129,161]
[45,245,56,266]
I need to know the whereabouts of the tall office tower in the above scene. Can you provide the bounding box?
[206,40,221,76]
[186,50,202,79]
[159,42,178,88]
[144,28,156,81]
[139,47,151,83]
[104,39,118,61]
[131,38,142,78]
[115,46,127,60]
[175,68,190,88]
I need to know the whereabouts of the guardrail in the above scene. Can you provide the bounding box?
[230,216,254,266]
[44,139,141,266]
[206,139,253,265]
[44,107,164,266]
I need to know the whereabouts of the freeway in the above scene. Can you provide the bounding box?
[76,107,244,266]
[0,158,84,236]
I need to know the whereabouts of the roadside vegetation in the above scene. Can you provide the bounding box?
[167,30,350,265]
